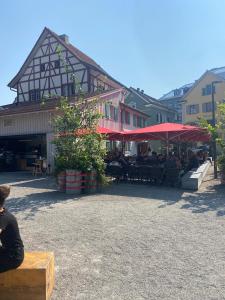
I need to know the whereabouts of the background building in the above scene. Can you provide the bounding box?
[126,87,177,125]
[182,67,225,125]
[0,28,148,171]
[159,83,193,123]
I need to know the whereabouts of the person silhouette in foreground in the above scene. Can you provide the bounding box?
[0,185,24,272]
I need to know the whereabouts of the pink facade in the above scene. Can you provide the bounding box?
[97,89,148,132]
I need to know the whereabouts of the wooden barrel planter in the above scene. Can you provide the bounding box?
[84,170,97,194]
[57,171,66,192]
[66,170,82,195]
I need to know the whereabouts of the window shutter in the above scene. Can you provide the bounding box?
[110,105,114,119]
[105,103,110,119]
[202,103,206,113]
[133,115,137,127]
[114,107,118,121]
[196,104,199,113]
[121,110,125,123]
[186,105,190,114]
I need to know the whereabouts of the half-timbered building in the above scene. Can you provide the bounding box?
[0,27,148,171]
[8,27,122,102]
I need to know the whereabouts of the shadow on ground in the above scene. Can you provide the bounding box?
[7,191,78,220]
[180,183,225,216]
[104,178,225,216]
[0,172,56,190]
[0,172,78,220]
[1,172,225,219]
[103,182,184,204]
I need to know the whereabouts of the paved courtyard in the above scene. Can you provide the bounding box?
[1,169,225,300]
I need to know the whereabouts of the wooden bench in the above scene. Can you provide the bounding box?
[0,252,55,300]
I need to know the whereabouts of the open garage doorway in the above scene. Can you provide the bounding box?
[0,134,46,171]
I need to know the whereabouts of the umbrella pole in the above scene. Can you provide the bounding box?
[166,132,169,156]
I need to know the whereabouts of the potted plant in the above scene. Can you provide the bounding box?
[52,96,106,194]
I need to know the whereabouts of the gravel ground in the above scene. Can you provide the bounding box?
[1,168,225,300]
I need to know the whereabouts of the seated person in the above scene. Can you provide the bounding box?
[187,152,200,171]
[0,185,24,273]
[157,154,166,167]
[197,151,204,165]
[165,155,177,169]
[136,154,144,164]
[151,151,158,160]
[203,151,212,165]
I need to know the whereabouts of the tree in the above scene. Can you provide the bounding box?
[200,103,225,175]
[52,95,107,184]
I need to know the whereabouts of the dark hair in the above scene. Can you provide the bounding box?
[0,185,10,207]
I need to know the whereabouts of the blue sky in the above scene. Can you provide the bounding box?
[1,0,225,105]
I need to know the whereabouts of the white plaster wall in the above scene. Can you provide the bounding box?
[0,111,52,136]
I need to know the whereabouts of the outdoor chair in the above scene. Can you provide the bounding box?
[164,168,181,187]
[106,165,123,182]
[139,166,152,182]
[150,167,163,184]
[32,160,43,176]
[127,165,141,182]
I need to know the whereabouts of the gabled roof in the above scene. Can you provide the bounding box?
[120,102,149,117]
[209,66,225,80]
[182,68,225,100]
[160,82,194,101]
[8,27,124,89]
[129,87,176,113]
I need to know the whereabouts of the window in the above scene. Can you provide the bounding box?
[121,110,125,123]
[54,60,60,68]
[114,107,118,121]
[137,116,142,127]
[202,102,212,112]
[174,89,181,96]
[183,87,190,94]
[104,103,110,119]
[110,105,114,120]
[202,84,215,96]
[40,63,45,72]
[29,89,40,101]
[104,104,118,120]
[133,115,137,127]
[62,83,75,97]
[156,112,162,123]
[186,104,199,114]
[129,101,136,109]
[125,111,130,124]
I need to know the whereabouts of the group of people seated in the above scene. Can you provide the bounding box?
[105,148,210,173]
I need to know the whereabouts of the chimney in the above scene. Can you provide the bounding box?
[137,88,140,92]
[59,34,69,44]
[141,90,144,94]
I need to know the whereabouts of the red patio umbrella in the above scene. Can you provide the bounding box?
[123,123,210,155]
[59,126,123,140]
[96,127,123,140]
[123,123,210,142]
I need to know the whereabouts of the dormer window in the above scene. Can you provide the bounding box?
[174,89,181,96]
[129,101,136,109]
[29,89,40,101]
[54,60,60,68]
[40,63,45,72]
